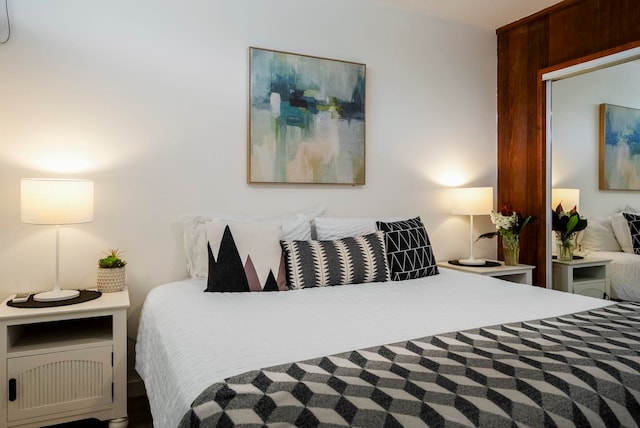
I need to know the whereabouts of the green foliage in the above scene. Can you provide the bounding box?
[99,249,127,268]
[552,203,588,244]
[477,204,535,242]
[552,203,587,232]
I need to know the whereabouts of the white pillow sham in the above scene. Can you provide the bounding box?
[579,216,621,252]
[314,216,405,240]
[612,212,635,254]
[181,206,326,279]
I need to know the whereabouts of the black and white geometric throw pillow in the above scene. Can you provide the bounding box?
[280,232,390,289]
[376,217,439,281]
[206,222,287,292]
[623,212,640,255]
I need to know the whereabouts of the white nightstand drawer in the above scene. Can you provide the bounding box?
[572,280,607,298]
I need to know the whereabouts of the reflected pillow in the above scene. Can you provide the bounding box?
[579,216,621,252]
[612,212,636,254]
[623,213,640,255]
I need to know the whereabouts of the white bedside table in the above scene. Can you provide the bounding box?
[0,288,130,428]
[438,261,535,285]
[552,258,611,299]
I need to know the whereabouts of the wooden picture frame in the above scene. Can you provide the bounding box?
[599,103,640,190]
[248,47,366,185]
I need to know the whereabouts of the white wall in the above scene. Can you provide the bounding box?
[0,0,497,338]
[552,61,640,217]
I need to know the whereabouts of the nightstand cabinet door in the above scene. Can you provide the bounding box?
[572,281,607,299]
[7,346,113,422]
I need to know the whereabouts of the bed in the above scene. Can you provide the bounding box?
[584,251,640,301]
[136,213,640,427]
[579,209,640,301]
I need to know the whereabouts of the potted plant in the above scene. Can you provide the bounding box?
[97,249,127,292]
[478,203,534,266]
[552,204,588,261]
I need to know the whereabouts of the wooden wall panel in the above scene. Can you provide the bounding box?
[548,0,640,64]
[497,19,548,285]
[497,0,640,286]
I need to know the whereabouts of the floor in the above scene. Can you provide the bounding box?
[48,395,153,428]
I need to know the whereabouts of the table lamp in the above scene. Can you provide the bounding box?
[21,178,94,302]
[450,186,493,266]
[552,188,580,212]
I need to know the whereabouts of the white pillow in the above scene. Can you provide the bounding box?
[181,206,326,279]
[611,212,635,254]
[579,216,621,252]
[315,216,405,240]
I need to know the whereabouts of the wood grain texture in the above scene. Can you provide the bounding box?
[497,0,640,286]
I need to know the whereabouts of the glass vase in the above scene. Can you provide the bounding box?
[556,231,575,261]
[502,233,520,266]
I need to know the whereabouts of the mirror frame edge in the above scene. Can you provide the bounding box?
[540,42,640,288]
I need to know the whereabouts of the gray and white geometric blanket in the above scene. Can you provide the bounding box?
[180,302,640,427]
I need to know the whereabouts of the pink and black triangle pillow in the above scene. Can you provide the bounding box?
[206,223,287,292]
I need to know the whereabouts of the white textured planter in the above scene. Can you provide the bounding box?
[97,267,126,293]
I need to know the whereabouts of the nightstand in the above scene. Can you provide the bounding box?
[0,288,130,428]
[552,258,611,299]
[437,261,535,285]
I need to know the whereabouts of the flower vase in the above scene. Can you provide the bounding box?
[556,231,575,261]
[502,234,520,266]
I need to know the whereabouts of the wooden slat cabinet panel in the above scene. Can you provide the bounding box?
[8,346,113,422]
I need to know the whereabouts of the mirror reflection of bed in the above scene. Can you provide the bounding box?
[547,48,640,301]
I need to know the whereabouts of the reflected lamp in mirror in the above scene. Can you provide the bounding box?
[552,188,580,212]
[450,186,493,266]
[21,178,94,302]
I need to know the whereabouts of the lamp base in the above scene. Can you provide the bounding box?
[33,288,80,302]
[458,258,487,266]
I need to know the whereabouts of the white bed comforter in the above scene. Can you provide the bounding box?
[585,251,640,301]
[135,269,612,428]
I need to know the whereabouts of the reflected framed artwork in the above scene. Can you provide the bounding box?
[600,103,640,190]
[248,47,366,185]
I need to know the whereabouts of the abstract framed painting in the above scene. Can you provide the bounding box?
[599,103,640,190]
[248,47,366,185]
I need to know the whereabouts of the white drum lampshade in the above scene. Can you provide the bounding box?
[551,188,580,212]
[450,187,494,266]
[21,178,94,302]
